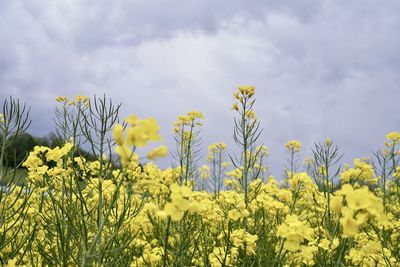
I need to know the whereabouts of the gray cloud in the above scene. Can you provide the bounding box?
[1,0,399,175]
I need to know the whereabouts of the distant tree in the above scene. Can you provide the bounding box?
[46,132,65,148]
[33,136,50,147]
[2,130,101,169]
[4,132,36,167]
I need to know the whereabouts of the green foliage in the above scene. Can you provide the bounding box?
[4,133,36,167]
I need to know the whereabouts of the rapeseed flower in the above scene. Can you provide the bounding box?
[147,145,168,160]
[112,123,124,145]
[277,215,315,251]
[386,132,400,143]
[55,96,68,103]
[285,140,302,152]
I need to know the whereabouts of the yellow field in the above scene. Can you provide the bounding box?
[1,88,399,266]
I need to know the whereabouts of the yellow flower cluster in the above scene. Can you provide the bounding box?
[147,145,168,160]
[386,131,400,143]
[56,95,89,106]
[285,140,302,152]
[340,158,377,184]
[230,229,258,255]
[225,167,243,180]
[22,143,74,184]
[333,184,388,237]
[325,137,332,146]
[173,110,203,133]
[158,184,195,221]
[219,190,250,221]
[277,214,315,251]
[198,164,210,179]
[207,142,227,160]
[346,233,397,266]
[256,145,269,157]
[288,172,316,191]
[231,85,255,111]
[112,114,166,166]
[233,85,255,101]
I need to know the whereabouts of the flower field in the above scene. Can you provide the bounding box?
[1,87,399,266]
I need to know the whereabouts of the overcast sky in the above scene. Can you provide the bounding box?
[1,0,400,176]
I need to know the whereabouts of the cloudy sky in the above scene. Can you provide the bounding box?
[1,0,400,176]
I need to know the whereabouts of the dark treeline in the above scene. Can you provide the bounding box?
[0,132,96,168]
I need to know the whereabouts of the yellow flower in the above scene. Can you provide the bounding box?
[346,186,373,211]
[6,259,17,267]
[230,229,258,255]
[174,115,191,126]
[221,161,230,168]
[198,164,210,179]
[318,239,331,250]
[393,167,400,179]
[75,95,89,103]
[340,158,377,184]
[233,91,242,102]
[0,113,4,124]
[163,202,184,221]
[331,238,340,250]
[174,111,203,129]
[226,168,243,180]
[300,245,318,265]
[330,195,343,214]
[115,145,138,167]
[55,96,68,102]
[125,114,139,126]
[147,145,168,160]
[277,215,315,251]
[285,140,302,152]
[187,110,203,120]
[386,132,400,143]
[245,110,256,120]
[125,117,162,148]
[232,103,239,111]
[325,138,332,146]
[340,207,367,238]
[207,142,227,160]
[161,184,194,221]
[228,209,242,221]
[237,85,255,97]
[126,126,148,147]
[140,118,162,141]
[256,145,269,156]
[303,156,314,166]
[112,123,124,146]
